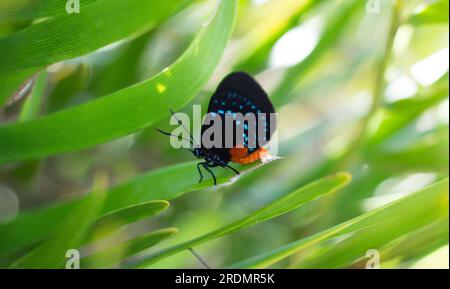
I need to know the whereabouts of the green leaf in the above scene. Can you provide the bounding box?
[45,64,90,113]
[0,0,191,70]
[231,178,448,268]
[369,128,449,172]
[379,217,449,267]
[86,200,169,243]
[90,31,154,97]
[18,71,48,122]
[0,0,237,163]
[367,74,449,147]
[129,172,351,268]
[0,0,192,107]
[0,0,101,21]
[409,0,449,26]
[0,159,255,258]
[270,0,364,106]
[82,228,177,268]
[10,173,108,269]
[297,212,447,268]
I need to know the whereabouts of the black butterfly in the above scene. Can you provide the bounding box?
[157,72,276,185]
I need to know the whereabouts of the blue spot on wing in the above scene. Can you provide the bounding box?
[203,72,276,154]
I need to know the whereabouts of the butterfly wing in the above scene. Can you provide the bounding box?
[201,72,276,162]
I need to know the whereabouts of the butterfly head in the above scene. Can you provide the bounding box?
[192,148,204,159]
[192,147,227,166]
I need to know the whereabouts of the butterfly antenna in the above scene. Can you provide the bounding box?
[188,248,211,269]
[155,128,194,146]
[169,109,199,147]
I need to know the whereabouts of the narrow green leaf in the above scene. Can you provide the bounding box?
[82,228,177,268]
[10,173,108,269]
[231,178,449,268]
[367,74,449,147]
[409,0,449,26]
[380,217,449,266]
[0,0,237,163]
[0,0,101,21]
[0,0,191,107]
[93,201,169,231]
[0,159,259,258]
[129,172,351,268]
[0,0,191,69]
[19,71,48,122]
[86,200,169,243]
[5,201,171,264]
[298,212,447,268]
[90,31,154,97]
[369,128,449,172]
[45,64,90,113]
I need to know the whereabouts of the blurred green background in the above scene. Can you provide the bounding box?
[0,0,448,269]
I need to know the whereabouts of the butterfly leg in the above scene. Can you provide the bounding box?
[225,164,240,176]
[201,163,217,185]
[197,162,204,183]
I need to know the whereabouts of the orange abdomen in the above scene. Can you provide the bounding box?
[230,147,268,165]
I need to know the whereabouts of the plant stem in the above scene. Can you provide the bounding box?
[361,0,402,139]
[339,0,403,168]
